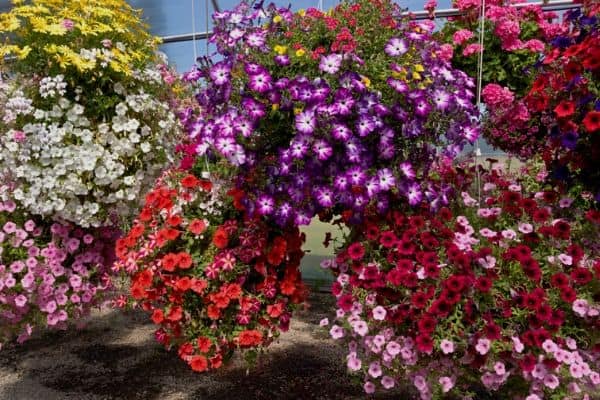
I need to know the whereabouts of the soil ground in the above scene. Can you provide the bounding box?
[0,293,411,400]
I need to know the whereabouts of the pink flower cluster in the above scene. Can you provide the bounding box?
[0,201,118,346]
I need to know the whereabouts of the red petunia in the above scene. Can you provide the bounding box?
[191,278,208,294]
[197,337,212,353]
[212,227,229,249]
[130,284,146,300]
[582,110,600,132]
[379,231,397,248]
[167,214,183,227]
[475,276,493,292]
[347,242,365,260]
[238,330,263,347]
[177,252,193,269]
[188,219,207,235]
[554,100,576,118]
[551,273,570,288]
[571,268,593,285]
[207,304,221,320]
[167,306,183,321]
[161,253,179,272]
[189,355,208,372]
[175,277,192,292]
[151,308,164,324]
[134,269,153,288]
[181,174,200,189]
[415,335,433,353]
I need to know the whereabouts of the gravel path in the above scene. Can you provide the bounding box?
[0,294,408,400]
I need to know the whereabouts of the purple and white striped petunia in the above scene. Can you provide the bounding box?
[295,110,316,134]
[384,37,408,57]
[319,53,343,74]
[209,62,231,86]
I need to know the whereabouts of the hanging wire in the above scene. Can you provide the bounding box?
[191,0,198,61]
[474,0,486,204]
[204,0,211,174]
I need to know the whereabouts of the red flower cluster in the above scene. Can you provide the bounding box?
[115,170,307,372]
[326,166,599,397]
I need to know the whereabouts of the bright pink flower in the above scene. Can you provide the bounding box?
[453,29,474,46]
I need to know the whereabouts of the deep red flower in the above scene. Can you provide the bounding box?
[337,294,354,312]
[551,273,570,288]
[519,353,537,372]
[583,110,600,132]
[415,335,434,353]
[347,242,365,260]
[571,267,593,285]
[484,322,501,340]
[475,276,493,292]
[181,174,200,189]
[553,220,571,239]
[417,314,437,334]
[411,291,429,309]
[560,286,577,303]
[379,231,397,248]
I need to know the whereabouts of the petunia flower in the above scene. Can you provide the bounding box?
[319,53,342,74]
[384,37,408,56]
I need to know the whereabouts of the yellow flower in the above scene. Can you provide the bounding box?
[271,104,279,111]
[361,75,371,88]
[414,64,425,72]
[412,71,421,80]
[293,107,303,115]
[273,15,282,23]
[273,45,287,55]
[0,14,20,32]
[297,9,305,17]
[295,48,305,57]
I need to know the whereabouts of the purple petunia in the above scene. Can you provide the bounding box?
[248,72,272,93]
[295,110,316,134]
[209,62,231,86]
[319,53,343,74]
[384,37,408,57]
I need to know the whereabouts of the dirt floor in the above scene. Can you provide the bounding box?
[0,293,411,400]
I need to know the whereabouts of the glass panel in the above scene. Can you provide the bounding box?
[159,40,216,72]
[129,0,213,37]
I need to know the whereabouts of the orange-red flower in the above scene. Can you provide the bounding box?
[189,355,208,372]
[238,330,263,347]
[167,306,183,321]
[177,252,193,269]
[554,100,575,118]
[207,304,221,320]
[212,227,229,249]
[167,214,183,227]
[197,336,212,353]
[181,174,200,189]
[161,253,179,272]
[191,278,208,294]
[151,308,164,324]
[175,277,192,291]
[188,219,207,235]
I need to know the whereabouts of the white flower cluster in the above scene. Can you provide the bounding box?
[0,72,181,227]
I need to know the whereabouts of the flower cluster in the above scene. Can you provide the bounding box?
[0,0,182,228]
[0,200,119,347]
[0,71,180,227]
[114,169,307,371]
[437,0,566,95]
[323,164,599,399]
[183,0,479,226]
[0,0,158,79]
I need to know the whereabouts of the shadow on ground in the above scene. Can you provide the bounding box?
[0,294,411,400]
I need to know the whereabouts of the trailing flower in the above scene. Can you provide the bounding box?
[114,168,307,371]
[0,199,119,347]
[0,72,180,227]
[323,163,599,399]
[183,0,480,226]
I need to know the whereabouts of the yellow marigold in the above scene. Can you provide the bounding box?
[273,15,282,23]
[414,64,425,73]
[295,49,305,57]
